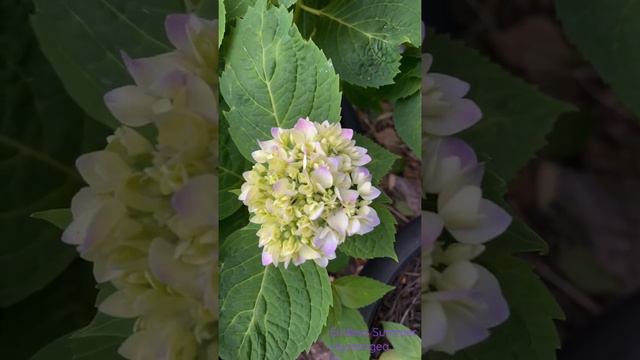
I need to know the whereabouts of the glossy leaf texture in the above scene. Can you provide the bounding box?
[220,0,341,160]
[301,0,420,87]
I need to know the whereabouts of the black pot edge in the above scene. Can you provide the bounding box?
[358,216,422,327]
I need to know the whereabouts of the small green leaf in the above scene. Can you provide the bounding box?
[219,224,332,360]
[339,198,397,260]
[222,0,258,19]
[394,91,421,155]
[300,0,420,87]
[354,134,399,185]
[332,275,394,309]
[320,306,370,360]
[380,322,420,359]
[220,0,342,160]
[31,209,72,230]
[557,0,640,119]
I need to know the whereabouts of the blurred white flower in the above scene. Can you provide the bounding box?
[63,14,218,360]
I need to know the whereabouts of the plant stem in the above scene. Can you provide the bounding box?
[297,2,323,16]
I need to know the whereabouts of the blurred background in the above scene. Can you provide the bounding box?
[427,0,640,359]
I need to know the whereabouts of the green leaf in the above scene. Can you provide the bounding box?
[277,0,296,8]
[326,249,350,273]
[219,0,226,45]
[0,0,111,307]
[427,33,573,182]
[1,260,97,360]
[354,134,399,185]
[557,0,640,119]
[394,91,421,155]
[30,333,74,360]
[320,306,370,360]
[300,0,420,87]
[339,198,398,261]
[31,0,188,129]
[31,208,72,230]
[219,224,332,360]
[380,322,420,359]
[332,275,394,309]
[219,115,250,219]
[69,312,131,360]
[222,0,257,19]
[220,0,342,160]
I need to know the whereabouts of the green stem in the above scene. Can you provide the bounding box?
[297,2,323,16]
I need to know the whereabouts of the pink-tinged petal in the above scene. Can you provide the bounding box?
[80,200,126,257]
[351,167,371,184]
[320,234,338,256]
[341,128,354,140]
[99,289,143,318]
[184,74,217,121]
[438,261,479,291]
[433,304,490,354]
[438,163,485,206]
[423,53,433,73]
[294,117,318,138]
[104,86,156,127]
[76,151,131,192]
[314,257,329,268]
[121,51,186,88]
[422,300,448,350]
[438,185,483,227]
[340,189,359,204]
[147,70,186,99]
[149,238,202,299]
[70,187,104,217]
[327,210,349,234]
[327,156,341,172]
[425,98,482,136]
[312,166,333,188]
[430,73,471,99]
[346,218,361,235]
[271,127,282,138]
[423,211,444,250]
[171,174,217,228]
[468,264,510,327]
[448,199,512,244]
[165,14,192,54]
[424,137,478,195]
[262,252,273,266]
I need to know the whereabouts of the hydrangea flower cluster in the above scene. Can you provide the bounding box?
[422,53,511,354]
[239,118,381,268]
[62,14,218,360]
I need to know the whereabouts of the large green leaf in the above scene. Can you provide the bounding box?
[31,0,188,129]
[320,306,371,360]
[222,0,257,19]
[394,91,421,155]
[300,0,420,87]
[339,196,397,261]
[0,0,110,307]
[428,33,573,183]
[557,0,640,119]
[220,0,341,160]
[219,224,332,360]
[30,333,74,360]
